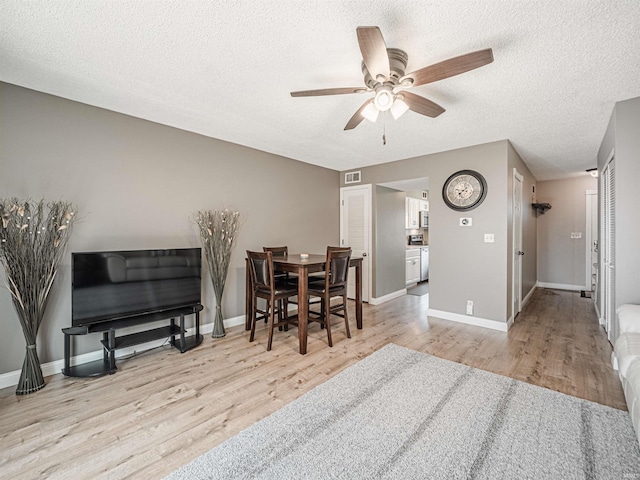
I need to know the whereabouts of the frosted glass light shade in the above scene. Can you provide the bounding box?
[362,103,380,123]
[374,87,394,111]
[390,99,410,119]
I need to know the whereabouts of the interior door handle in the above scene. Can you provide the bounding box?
[362,253,367,257]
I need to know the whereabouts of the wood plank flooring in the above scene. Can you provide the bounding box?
[0,288,625,479]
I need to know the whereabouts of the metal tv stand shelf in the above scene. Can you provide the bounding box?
[62,304,203,378]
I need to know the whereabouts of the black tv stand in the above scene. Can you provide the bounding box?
[62,305,203,378]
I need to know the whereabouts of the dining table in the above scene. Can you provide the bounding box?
[245,253,363,354]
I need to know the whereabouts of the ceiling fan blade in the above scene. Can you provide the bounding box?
[290,87,367,97]
[400,48,493,87]
[344,99,375,130]
[400,91,445,118]
[356,26,390,82]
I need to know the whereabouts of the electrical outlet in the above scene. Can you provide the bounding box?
[484,233,494,243]
[466,300,474,315]
[460,217,472,227]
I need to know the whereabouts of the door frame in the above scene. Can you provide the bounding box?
[512,168,524,319]
[340,184,372,303]
[585,189,597,294]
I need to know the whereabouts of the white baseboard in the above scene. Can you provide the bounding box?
[522,285,536,308]
[506,314,515,330]
[537,282,587,291]
[369,289,407,305]
[0,314,247,391]
[427,309,509,332]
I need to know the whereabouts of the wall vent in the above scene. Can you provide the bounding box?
[345,171,361,184]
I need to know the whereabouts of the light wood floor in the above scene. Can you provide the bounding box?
[0,288,625,479]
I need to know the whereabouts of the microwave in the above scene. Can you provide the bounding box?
[420,210,429,228]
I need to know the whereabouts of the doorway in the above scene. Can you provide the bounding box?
[377,177,430,303]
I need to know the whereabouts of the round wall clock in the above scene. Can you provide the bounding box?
[442,170,487,211]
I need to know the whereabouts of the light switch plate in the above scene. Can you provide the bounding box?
[484,234,495,243]
[460,217,472,227]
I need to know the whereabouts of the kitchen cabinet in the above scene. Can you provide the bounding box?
[406,248,421,285]
[405,197,420,228]
[419,199,429,212]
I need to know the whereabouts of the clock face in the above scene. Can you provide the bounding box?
[442,170,487,211]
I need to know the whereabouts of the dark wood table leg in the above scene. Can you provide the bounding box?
[245,258,251,331]
[298,266,308,354]
[355,261,363,329]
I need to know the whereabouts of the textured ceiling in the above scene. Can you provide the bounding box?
[2,1,639,181]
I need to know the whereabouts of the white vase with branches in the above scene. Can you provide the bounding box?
[194,208,240,338]
[0,198,77,395]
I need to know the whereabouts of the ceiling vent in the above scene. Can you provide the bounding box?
[345,171,361,184]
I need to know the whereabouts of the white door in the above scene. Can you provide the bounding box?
[602,156,615,341]
[585,190,598,300]
[512,169,524,319]
[340,185,371,302]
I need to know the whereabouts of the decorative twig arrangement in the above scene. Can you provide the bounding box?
[194,208,240,338]
[0,198,77,395]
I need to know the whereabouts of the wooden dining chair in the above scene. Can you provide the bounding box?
[306,246,350,287]
[263,246,296,284]
[246,250,298,350]
[307,247,352,347]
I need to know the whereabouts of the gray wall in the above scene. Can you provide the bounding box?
[598,96,640,315]
[342,140,537,324]
[373,186,406,297]
[536,176,597,287]
[0,82,339,374]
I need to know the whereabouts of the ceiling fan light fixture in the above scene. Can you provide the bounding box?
[291,27,494,132]
[374,86,394,111]
[361,102,380,123]
[390,99,410,119]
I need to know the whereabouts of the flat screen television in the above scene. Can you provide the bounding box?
[72,248,202,327]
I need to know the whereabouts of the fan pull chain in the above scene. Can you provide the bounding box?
[382,114,387,145]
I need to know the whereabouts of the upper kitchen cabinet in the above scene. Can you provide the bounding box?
[405,197,420,228]
[406,193,429,229]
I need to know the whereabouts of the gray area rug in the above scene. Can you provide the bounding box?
[166,344,640,479]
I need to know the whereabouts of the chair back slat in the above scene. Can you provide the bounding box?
[263,246,288,257]
[247,250,274,290]
[326,248,351,288]
[263,246,288,277]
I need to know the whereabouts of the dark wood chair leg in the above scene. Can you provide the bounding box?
[249,298,257,342]
[264,298,268,323]
[267,299,275,351]
[283,299,289,331]
[343,294,351,338]
[325,294,333,347]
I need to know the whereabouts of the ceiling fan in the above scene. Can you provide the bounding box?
[290,27,494,131]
